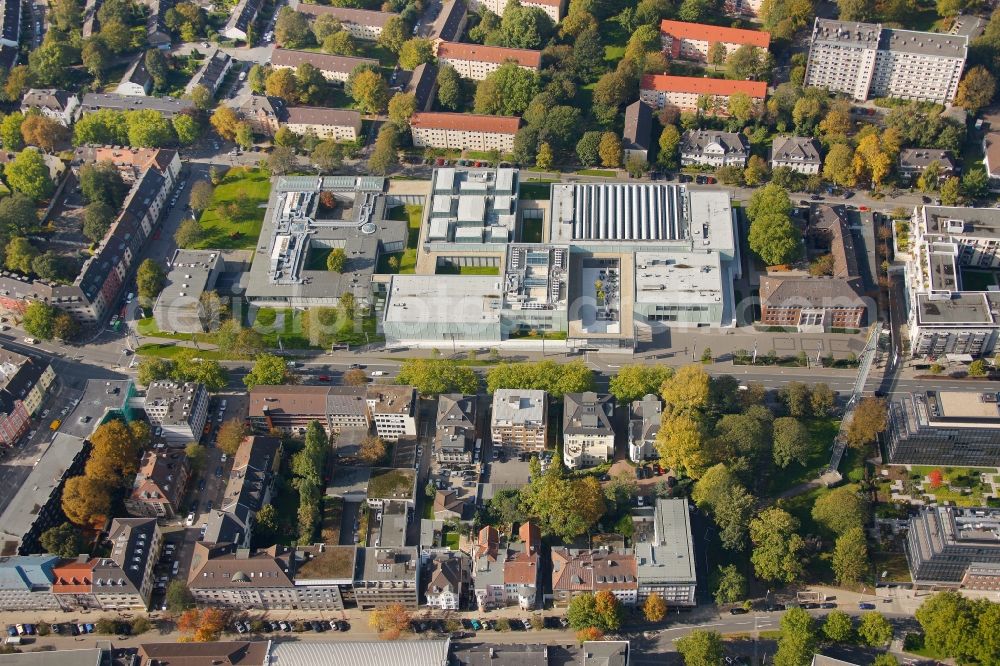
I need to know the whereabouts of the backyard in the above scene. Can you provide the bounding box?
[376,204,422,274]
[195,167,270,250]
[367,468,416,502]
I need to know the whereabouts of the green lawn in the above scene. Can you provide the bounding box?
[577,169,618,177]
[436,264,499,275]
[246,307,380,348]
[368,468,415,501]
[195,167,270,250]
[377,204,422,274]
[519,181,554,200]
[135,343,229,360]
[445,531,460,550]
[603,22,628,62]
[908,464,995,506]
[137,317,196,341]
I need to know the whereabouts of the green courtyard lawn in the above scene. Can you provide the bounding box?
[521,218,543,243]
[908,464,996,506]
[519,181,555,200]
[436,264,499,275]
[196,167,270,250]
[377,204,422,274]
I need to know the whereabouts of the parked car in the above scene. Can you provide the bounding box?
[859,602,877,610]
[730,607,749,615]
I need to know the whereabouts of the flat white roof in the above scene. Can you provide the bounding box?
[635,251,724,304]
[384,275,503,324]
[688,189,735,253]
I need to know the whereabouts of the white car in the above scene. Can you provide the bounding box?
[23,337,37,344]
[185,512,196,526]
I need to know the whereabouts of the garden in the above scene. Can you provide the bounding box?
[195,167,270,250]
[376,204,423,274]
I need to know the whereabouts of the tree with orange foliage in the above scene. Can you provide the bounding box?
[369,602,411,640]
[177,608,227,642]
[928,469,944,489]
[594,590,624,632]
[576,626,605,643]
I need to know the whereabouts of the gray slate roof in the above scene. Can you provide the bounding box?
[268,641,451,666]
[563,392,614,437]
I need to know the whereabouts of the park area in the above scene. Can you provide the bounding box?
[194,167,270,250]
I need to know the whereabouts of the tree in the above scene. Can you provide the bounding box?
[499,1,553,48]
[872,655,898,666]
[136,259,166,304]
[474,62,540,115]
[144,49,169,92]
[369,603,411,639]
[22,301,56,339]
[679,0,713,20]
[661,364,711,413]
[387,92,417,128]
[594,590,624,631]
[244,353,288,390]
[847,397,887,450]
[165,581,195,613]
[343,368,367,386]
[956,66,997,113]
[20,115,67,153]
[837,0,876,20]
[216,418,248,456]
[210,106,241,141]
[486,360,592,397]
[657,124,681,168]
[854,134,893,189]
[81,37,111,82]
[772,417,810,468]
[80,161,129,207]
[940,176,962,205]
[189,180,213,214]
[521,466,605,540]
[275,7,312,47]
[436,65,464,111]
[69,210,106,249]
[823,143,856,187]
[535,142,554,170]
[598,132,622,168]
[708,42,727,69]
[174,218,204,248]
[823,610,854,643]
[326,247,347,273]
[656,413,706,478]
[173,114,201,146]
[126,110,176,148]
[358,435,387,465]
[350,69,389,113]
[609,365,673,403]
[749,213,800,266]
[916,592,980,662]
[185,442,205,473]
[398,37,433,69]
[178,608,226,642]
[6,150,53,200]
[265,68,298,102]
[774,608,818,666]
[714,483,755,551]
[567,593,608,630]
[0,193,38,237]
[61,476,111,528]
[575,131,602,166]
[371,13,404,50]
[397,358,479,395]
[749,508,805,583]
[812,485,868,535]
[744,155,770,186]
[857,612,893,646]
[369,124,399,175]
[86,420,140,486]
[833,527,869,586]
[726,45,770,81]
[6,237,37,274]
[676,630,725,666]
[40,523,82,557]
[52,312,79,341]
[712,564,747,604]
[267,145,297,176]
[323,30,357,55]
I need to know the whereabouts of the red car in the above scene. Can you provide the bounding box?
[318,375,330,382]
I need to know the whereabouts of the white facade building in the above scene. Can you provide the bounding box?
[562,392,615,469]
[435,41,541,80]
[410,112,519,152]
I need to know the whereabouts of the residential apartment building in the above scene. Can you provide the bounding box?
[435,393,477,464]
[204,435,281,547]
[468,0,562,23]
[249,385,330,433]
[146,0,171,48]
[429,0,467,42]
[410,112,520,152]
[0,433,88,556]
[354,547,420,610]
[552,548,639,607]
[222,0,261,40]
[406,62,438,112]
[490,389,547,453]
[623,101,653,165]
[886,390,1000,466]
[92,518,161,610]
[433,490,464,520]
[293,544,358,611]
[639,75,766,114]
[20,89,79,126]
[680,130,750,167]
[0,555,61,611]
[52,558,100,610]
[295,5,399,40]
[659,20,770,61]
[366,385,417,441]
[117,56,153,96]
[804,18,967,104]
[898,148,956,184]
[629,394,661,463]
[563,392,615,469]
[270,49,379,83]
[0,0,19,48]
[185,49,233,97]
[905,205,1000,358]
[759,204,868,331]
[125,450,190,518]
[470,523,541,612]
[283,107,362,142]
[770,136,822,175]
[80,93,196,118]
[435,42,541,80]
[635,499,697,605]
[0,146,184,328]
[0,350,55,445]
[423,551,470,610]
[234,95,286,136]
[905,506,1000,586]
[143,381,209,446]
[326,386,371,432]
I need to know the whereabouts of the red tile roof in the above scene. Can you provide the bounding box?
[410,112,521,135]
[524,0,562,6]
[660,20,770,48]
[436,41,542,68]
[641,74,767,98]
